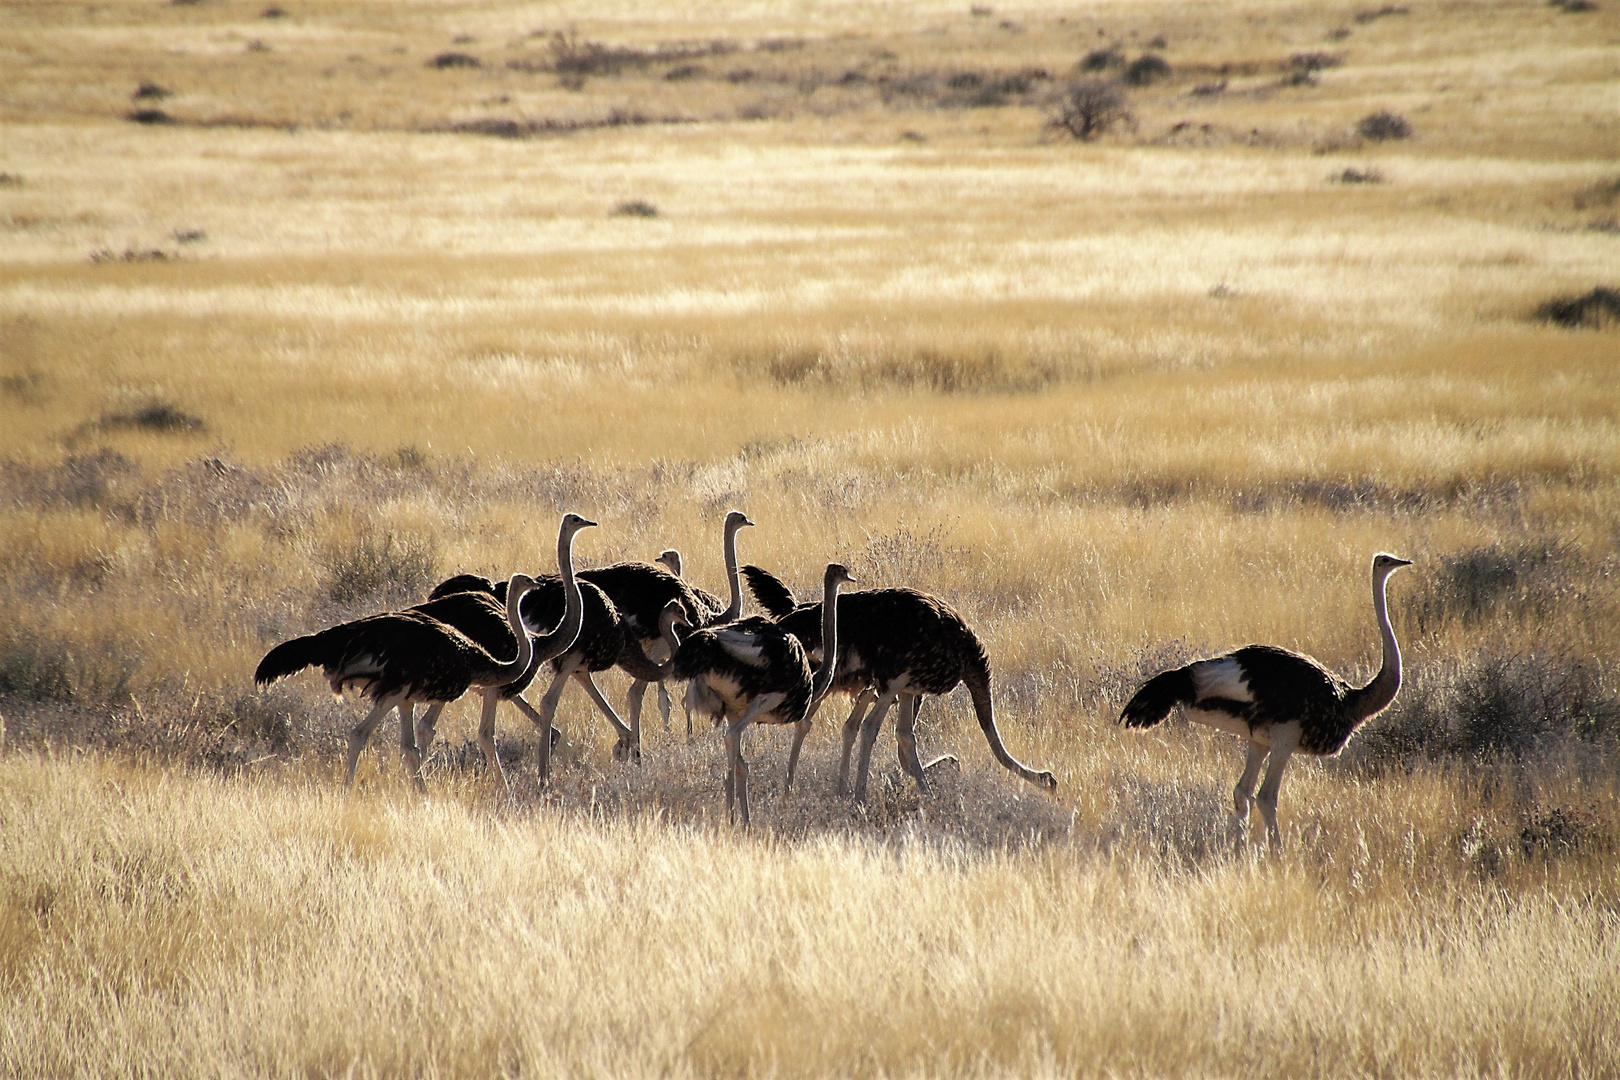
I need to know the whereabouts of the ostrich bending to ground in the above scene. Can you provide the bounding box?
[672,563,852,825]
[586,510,754,740]
[1119,553,1413,852]
[256,549,553,789]
[742,565,1058,801]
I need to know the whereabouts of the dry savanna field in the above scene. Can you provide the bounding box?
[3,0,1620,1076]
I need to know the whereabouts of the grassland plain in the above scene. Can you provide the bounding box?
[2,0,1619,1076]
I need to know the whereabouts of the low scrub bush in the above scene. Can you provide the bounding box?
[1534,286,1620,329]
[611,200,659,217]
[323,529,439,605]
[1357,110,1412,139]
[428,52,481,69]
[1347,650,1620,768]
[1334,167,1385,183]
[98,399,206,435]
[1121,54,1171,86]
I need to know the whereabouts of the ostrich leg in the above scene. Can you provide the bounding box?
[344,693,405,790]
[851,687,904,803]
[1230,739,1267,852]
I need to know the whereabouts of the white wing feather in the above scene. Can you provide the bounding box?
[713,628,770,667]
[1190,656,1254,703]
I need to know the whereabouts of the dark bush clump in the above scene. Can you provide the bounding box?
[1572,177,1620,210]
[1353,5,1408,21]
[611,200,659,218]
[1335,167,1385,183]
[1290,52,1343,71]
[1349,650,1620,767]
[100,400,206,434]
[1549,0,1598,12]
[1357,110,1412,139]
[1122,54,1171,86]
[1047,79,1131,140]
[1079,47,1123,72]
[0,636,75,702]
[132,82,170,100]
[324,530,438,605]
[1534,286,1620,329]
[429,52,481,69]
[1520,805,1600,857]
[127,109,175,125]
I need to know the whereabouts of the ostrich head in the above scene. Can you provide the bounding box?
[655,549,683,576]
[724,510,755,533]
[824,562,856,588]
[1373,552,1413,576]
[660,597,691,639]
[561,512,597,536]
[506,572,538,597]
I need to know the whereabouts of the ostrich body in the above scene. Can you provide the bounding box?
[672,563,852,825]
[422,573,683,780]
[1119,553,1413,851]
[255,513,594,790]
[586,511,753,740]
[255,578,536,790]
[742,564,1057,801]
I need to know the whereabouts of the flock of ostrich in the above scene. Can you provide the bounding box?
[256,511,1412,849]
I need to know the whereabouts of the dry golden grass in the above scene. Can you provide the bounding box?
[3,0,1619,1075]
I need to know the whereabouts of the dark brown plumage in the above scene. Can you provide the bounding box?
[672,563,852,824]
[742,564,1057,799]
[1119,553,1412,851]
[255,575,540,789]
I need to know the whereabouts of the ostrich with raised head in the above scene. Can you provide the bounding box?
[672,562,854,825]
[741,564,1057,801]
[583,510,754,740]
[254,515,598,789]
[419,574,687,781]
[1119,553,1413,852]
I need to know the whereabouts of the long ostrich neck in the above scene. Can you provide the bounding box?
[720,521,745,622]
[809,571,842,702]
[1347,568,1401,721]
[532,525,586,666]
[486,577,536,683]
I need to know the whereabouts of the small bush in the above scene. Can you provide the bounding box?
[1349,650,1620,767]
[1534,286,1620,329]
[261,5,287,17]
[126,109,175,125]
[132,82,170,100]
[324,530,438,605]
[0,636,75,702]
[0,173,21,187]
[1079,48,1123,73]
[611,200,659,218]
[1550,0,1598,11]
[1357,110,1412,139]
[1353,5,1408,22]
[1335,167,1385,183]
[1047,79,1131,140]
[1290,52,1342,71]
[172,228,206,244]
[429,52,481,69]
[1572,177,1620,210]
[1520,805,1601,857]
[1122,54,1171,86]
[665,64,703,80]
[99,399,206,434]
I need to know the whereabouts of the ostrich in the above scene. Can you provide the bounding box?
[582,510,754,740]
[254,518,595,789]
[418,574,686,780]
[741,564,1058,801]
[671,563,853,825]
[1119,553,1413,852]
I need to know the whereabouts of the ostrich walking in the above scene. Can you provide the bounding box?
[1119,553,1413,852]
[404,517,601,787]
[672,563,853,825]
[585,510,754,740]
[418,574,686,780]
[256,563,553,789]
[742,565,1058,801]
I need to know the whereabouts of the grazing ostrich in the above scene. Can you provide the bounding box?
[1119,553,1413,852]
[584,510,754,740]
[672,563,853,825]
[255,573,539,789]
[742,564,1058,801]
